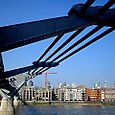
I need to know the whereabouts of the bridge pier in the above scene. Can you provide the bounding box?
[0,97,14,115]
[13,96,18,109]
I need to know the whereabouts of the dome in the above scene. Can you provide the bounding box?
[28,80,33,86]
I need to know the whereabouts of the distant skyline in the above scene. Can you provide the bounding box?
[1,0,115,87]
[29,80,114,89]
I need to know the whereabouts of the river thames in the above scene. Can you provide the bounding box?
[16,105,115,115]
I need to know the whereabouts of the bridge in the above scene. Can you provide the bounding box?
[0,0,115,114]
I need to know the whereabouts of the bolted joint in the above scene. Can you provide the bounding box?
[33,61,59,67]
[68,4,115,28]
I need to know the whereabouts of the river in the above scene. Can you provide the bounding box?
[16,105,115,115]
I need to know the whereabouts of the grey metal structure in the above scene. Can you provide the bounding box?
[0,0,114,98]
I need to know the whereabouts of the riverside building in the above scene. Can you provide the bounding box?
[85,88,101,101]
[105,86,115,101]
[20,80,53,102]
[20,80,37,101]
[19,81,115,102]
[55,83,86,102]
[37,84,52,102]
[20,82,86,102]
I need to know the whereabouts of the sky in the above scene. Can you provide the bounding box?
[0,0,115,87]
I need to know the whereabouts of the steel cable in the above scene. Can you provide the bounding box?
[30,34,64,75]
[33,0,96,75]
[35,0,114,75]
[38,27,114,75]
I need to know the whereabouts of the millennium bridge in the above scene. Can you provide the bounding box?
[0,0,115,114]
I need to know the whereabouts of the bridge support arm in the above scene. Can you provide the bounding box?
[0,5,114,52]
[3,61,59,78]
[0,53,4,73]
[0,15,93,52]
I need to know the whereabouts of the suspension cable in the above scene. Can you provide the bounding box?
[34,0,114,75]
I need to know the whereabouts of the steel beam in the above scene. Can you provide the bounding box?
[0,5,114,52]
[0,16,93,52]
[2,61,59,77]
[0,53,4,73]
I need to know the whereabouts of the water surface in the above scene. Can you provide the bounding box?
[16,105,115,115]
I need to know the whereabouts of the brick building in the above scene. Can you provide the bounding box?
[85,88,101,101]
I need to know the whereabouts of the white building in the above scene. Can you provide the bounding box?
[20,80,37,101]
[56,83,86,101]
[37,87,52,102]
[64,87,78,101]
[76,88,85,101]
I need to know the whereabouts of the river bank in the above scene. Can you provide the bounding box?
[22,101,115,106]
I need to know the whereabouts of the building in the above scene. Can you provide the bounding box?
[20,81,53,102]
[37,87,52,102]
[76,86,86,101]
[20,80,37,101]
[101,88,106,101]
[56,83,65,101]
[85,88,101,101]
[55,83,86,102]
[101,83,115,101]
[105,87,115,101]
[64,86,77,101]
[20,81,115,102]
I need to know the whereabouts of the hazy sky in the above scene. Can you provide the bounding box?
[1,0,115,87]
